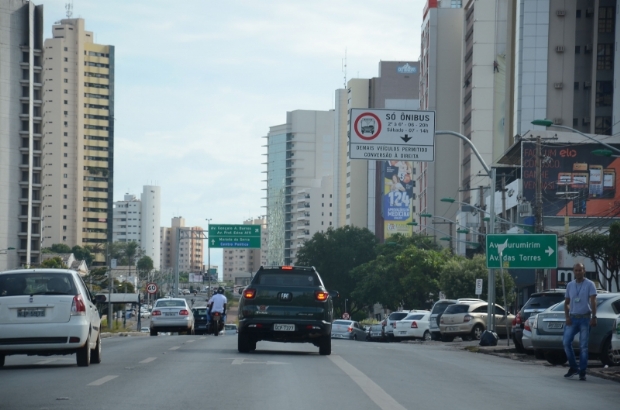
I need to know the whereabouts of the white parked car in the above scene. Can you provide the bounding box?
[520,314,537,352]
[612,314,620,362]
[394,311,431,341]
[0,269,102,367]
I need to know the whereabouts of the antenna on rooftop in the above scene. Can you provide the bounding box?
[65,1,73,18]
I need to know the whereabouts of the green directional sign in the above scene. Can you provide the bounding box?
[486,234,557,269]
[208,224,261,249]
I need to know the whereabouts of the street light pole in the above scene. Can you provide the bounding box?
[436,130,496,332]
[531,120,620,155]
[206,218,212,295]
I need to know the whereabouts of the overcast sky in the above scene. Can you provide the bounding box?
[41,0,423,273]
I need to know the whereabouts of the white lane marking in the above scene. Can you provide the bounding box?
[328,355,406,410]
[36,358,58,365]
[88,375,118,386]
[186,340,195,343]
[169,346,180,350]
[139,357,157,364]
[231,358,287,365]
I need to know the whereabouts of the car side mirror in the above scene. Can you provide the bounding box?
[328,290,340,299]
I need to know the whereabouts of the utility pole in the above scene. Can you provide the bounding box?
[535,136,544,292]
[206,218,212,295]
[501,175,507,233]
[479,186,486,249]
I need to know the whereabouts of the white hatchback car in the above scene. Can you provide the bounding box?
[0,269,102,367]
[394,311,431,341]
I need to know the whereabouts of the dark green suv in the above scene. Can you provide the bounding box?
[237,266,336,355]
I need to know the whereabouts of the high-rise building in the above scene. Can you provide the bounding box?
[160,217,203,273]
[222,216,267,285]
[265,110,335,265]
[333,61,420,242]
[0,1,44,270]
[111,185,161,269]
[41,18,114,265]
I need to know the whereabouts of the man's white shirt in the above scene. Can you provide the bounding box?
[209,294,227,313]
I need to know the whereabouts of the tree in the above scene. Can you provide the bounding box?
[566,221,620,291]
[439,254,515,306]
[295,226,378,316]
[71,245,93,266]
[136,256,154,280]
[40,256,67,269]
[42,243,72,254]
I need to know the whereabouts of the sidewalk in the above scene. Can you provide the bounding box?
[472,343,620,383]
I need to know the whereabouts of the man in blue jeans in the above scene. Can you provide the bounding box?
[563,263,597,381]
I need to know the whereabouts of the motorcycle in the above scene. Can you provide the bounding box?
[210,311,224,336]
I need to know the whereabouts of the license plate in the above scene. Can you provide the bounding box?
[548,322,564,329]
[372,332,381,336]
[164,312,176,316]
[274,324,295,331]
[17,308,46,318]
[398,331,407,335]
[447,326,459,332]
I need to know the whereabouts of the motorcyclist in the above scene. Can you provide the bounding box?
[207,287,227,333]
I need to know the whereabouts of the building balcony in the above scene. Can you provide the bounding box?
[84,222,107,229]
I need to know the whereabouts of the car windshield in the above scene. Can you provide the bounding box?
[431,302,455,315]
[0,272,77,296]
[404,314,424,320]
[371,324,382,330]
[156,300,186,307]
[443,304,471,314]
[550,297,610,312]
[193,309,207,315]
[254,270,319,287]
[388,312,408,321]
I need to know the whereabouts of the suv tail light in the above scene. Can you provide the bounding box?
[152,310,161,316]
[524,320,531,332]
[315,291,328,301]
[179,309,189,316]
[411,321,418,329]
[532,318,538,330]
[243,288,257,299]
[71,295,86,316]
[463,314,473,323]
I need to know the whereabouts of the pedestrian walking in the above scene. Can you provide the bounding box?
[493,60,499,73]
[563,263,597,381]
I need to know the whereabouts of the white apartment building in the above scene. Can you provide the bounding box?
[41,18,114,265]
[112,185,161,269]
[0,0,44,269]
[265,110,335,265]
[222,216,267,285]
[160,217,203,273]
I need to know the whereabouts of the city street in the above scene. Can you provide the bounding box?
[1,335,619,410]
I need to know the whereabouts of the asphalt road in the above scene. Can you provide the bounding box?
[1,336,620,410]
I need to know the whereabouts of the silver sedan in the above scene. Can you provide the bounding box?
[150,297,195,336]
[331,320,367,341]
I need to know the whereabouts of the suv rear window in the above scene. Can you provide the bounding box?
[254,270,319,287]
[388,312,408,321]
[443,304,471,314]
[405,314,424,320]
[431,301,456,315]
[523,294,565,311]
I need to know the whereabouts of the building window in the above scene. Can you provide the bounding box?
[63,205,67,209]
[64,100,68,104]
[597,44,613,70]
[63,174,67,178]
[595,116,612,135]
[599,7,615,33]
[596,81,613,107]
[64,163,67,167]
[63,184,67,188]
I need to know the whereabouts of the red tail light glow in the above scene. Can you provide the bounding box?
[281,266,294,270]
[524,321,531,332]
[464,314,473,323]
[315,291,328,301]
[513,311,522,326]
[179,309,189,316]
[152,310,161,316]
[243,289,257,299]
[71,295,86,316]
[411,321,418,328]
[347,327,353,333]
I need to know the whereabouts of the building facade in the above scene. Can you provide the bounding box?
[0,0,44,269]
[111,185,161,269]
[41,18,114,264]
[160,217,203,273]
[222,216,267,285]
[265,110,335,265]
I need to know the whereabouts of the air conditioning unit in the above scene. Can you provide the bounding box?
[583,117,591,124]
[554,82,564,89]
[584,81,591,88]
[556,46,565,52]
[518,203,532,215]
[553,118,563,125]
[556,10,566,16]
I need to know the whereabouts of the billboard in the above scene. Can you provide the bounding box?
[382,160,415,237]
[521,142,620,217]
